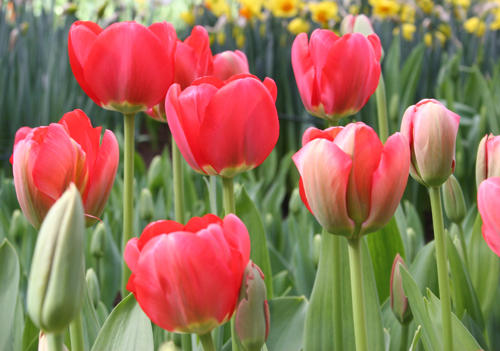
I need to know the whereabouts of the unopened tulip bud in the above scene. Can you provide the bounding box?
[442,175,466,224]
[476,134,500,187]
[90,222,106,259]
[27,184,85,333]
[390,254,413,324]
[147,155,163,190]
[86,268,100,309]
[313,234,322,268]
[235,260,270,351]
[289,188,301,215]
[139,188,155,221]
[9,209,26,240]
[341,14,375,37]
[401,99,460,188]
[406,228,417,262]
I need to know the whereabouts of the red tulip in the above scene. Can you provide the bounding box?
[476,134,500,187]
[213,50,250,81]
[165,74,279,178]
[292,122,409,238]
[68,21,177,114]
[400,99,460,188]
[291,29,381,122]
[11,110,119,229]
[124,214,251,334]
[477,177,500,257]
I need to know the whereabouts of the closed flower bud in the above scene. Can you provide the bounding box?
[86,268,100,309]
[289,188,301,215]
[400,99,460,188]
[441,175,466,224]
[139,188,155,221]
[9,209,27,240]
[235,260,270,351]
[390,254,413,324]
[341,14,375,37]
[90,222,106,259]
[147,155,164,191]
[476,134,500,187]
[313,234,322,268]
[27,184,85,333]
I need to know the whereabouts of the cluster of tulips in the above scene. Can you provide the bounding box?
[7,12,500,351]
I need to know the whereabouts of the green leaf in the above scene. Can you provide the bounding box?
[235,185,273,299]
[91,294,154,351]
[408,325,422,351]
[0,239,20,351]
[446,234,484,330]
[81,283,101,351]
[467,213,499,321]
[409,241,439,296]
[266,296,308,351]
[22,316,39,351]
[399,44,425,119]
[461,312,489,351]
[366,217,406,304]
[472,65,500,134]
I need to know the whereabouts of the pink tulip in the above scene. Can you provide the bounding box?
[124,214,250,334]
[11,110,119,229]
[166,74,279,178]
[68,21,177,114]
[477,177,500,257]
[291,29,381,122]
[400,99,460,188]
[292,122,409,238]
[213,50,250,81]
[476,134,500,187]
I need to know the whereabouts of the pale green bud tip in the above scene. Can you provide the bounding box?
[235,260,270,351]
[313,234,322,268]
[27,184,86,333]
[90,222,106,258]
[158,341,181,351]
[147,155,163,190]
[441,175,466,224]
[390,254,413,324]
[9,209,26,240]
[289,188,301,214]
[139,188,155,221]
[86,268,101,309]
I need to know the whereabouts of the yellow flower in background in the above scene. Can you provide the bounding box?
[451,0,470,8]
[217,30,226,45]
[288,17,311,34]
[402,23,416,41]
[401,4,416,23]
[438,23,452,38]
[393,27,400,35]
[464,17,486,36]
[435,31,447,46]
[260,23,267,36]
[239,0,264,19]
[309,1,339,24]
[372,0,401,18]
[180,10,196,25]
[424,32,432,46]
[349,4,360,14]
[416,0,434,14]
[205,0,231,18]
[267,0,300,17]
[490,8,500,30]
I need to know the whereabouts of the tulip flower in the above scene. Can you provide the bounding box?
[478,177,500,257]
[291,29,381,122]
[124,214,251,335]
[11,109,119,229]
[400,99,460,188]
[292,122,409,238]
[68,20,177,114]
[476,134,500,187]
[213,50,250,81]
[166,74,279,178]
[340,14,375,37]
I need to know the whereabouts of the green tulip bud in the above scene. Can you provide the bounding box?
[86,268,101,309]
[289,188,301,215]
[441,175,466,224]
[390,254,413,325]
[9,209,27,240]
[235,260,270,351]
[90,222,106,259]
[27,184,85,333]
[313,234,322,268]
[139,188,155,221]
[147,155,164,191]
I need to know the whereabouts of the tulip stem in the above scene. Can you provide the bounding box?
[69,312,85,351]
[347,238,368,351]
[173,140,186,224]
[199,333,216,351]
[375,74,389,144]
[121,113,135,298]
[210,176,218,215]
[46,333,64,351]
[399,324,409,351]
[222,177,235,215]
[429,187,453,351]
[332,234,344,351]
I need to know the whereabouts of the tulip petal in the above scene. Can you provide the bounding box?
[213,50,249,81]
[292,139,355,236]
[301,126,343,146]
[291,33,319,112]
[478,178,500,257]
[10,127,32,164]
[199,77,279,177]
[362,133,410,235]
[184,26,213,77]
[148,21,177,87]
[124,237,141,277]
[367,34,382,62]
[222,214,251,272]
[174,42,199,90]
[263,77,278,102]
[138,220,185,250]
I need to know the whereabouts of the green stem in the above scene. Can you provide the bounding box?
[429,187,453,351]
[399,324,409,351]
[199,333,216,351]
[46,333,64,351]
[181,334,192,351]
[209,176,218,215]
[172,140,186,224]
[222,177,235,215]
[69,312,85,351]
[121,113,135,297]
[457,223,469,268]
[347,238,368,351]
[332,234,344,351]
[375,74,389,144]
